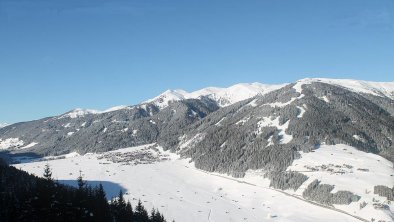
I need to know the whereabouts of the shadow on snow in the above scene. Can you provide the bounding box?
[58,179,127,200]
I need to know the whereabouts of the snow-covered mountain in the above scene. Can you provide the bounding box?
[49,78,394,119]
[0,123,9,128]
[294,78,394,99]
[1,78,394,221]
[144,82,288,108]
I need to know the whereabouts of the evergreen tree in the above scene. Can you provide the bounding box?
[0,158,170,222]
[43,163,52,181]
[77,170,86,190]
[134,199,149,222]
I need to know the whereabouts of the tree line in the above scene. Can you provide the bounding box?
[0,158,170,222]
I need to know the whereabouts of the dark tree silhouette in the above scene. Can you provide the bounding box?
[0,158,169,222]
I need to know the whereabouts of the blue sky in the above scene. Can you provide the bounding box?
[1,0,393,123]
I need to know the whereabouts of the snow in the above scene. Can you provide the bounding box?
[287,144,394,221]
[67,132,75,136]
[295,78,394,99]
[132,130,138,136]
[353,135,366,143]
[0,123,9,128]
[103,128,108,133]
[0,138,24,149]
[59,106,131,119]
[179,134,205,150]
[266,135,274,147]
[103,105,130,113]
[267,94,305,108]
[121,128,129,133]
[190,109,198,117]
[144,83,288,109]
[65,152,80,158]
[60,108,100,119]
[81,122,87,127]
[256,117,293,144]
[296,105,307,118]
[20,142,38,149]
[14,144,363,222]
[64,123,71,128]
[215,117,227,126]
[236,117,251,125]
[247,99,258,107]
[319,96,330,103]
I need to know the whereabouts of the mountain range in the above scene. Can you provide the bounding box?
[1,78,394,221]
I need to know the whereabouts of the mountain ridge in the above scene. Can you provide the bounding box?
[23,78,394,120]
[2,77,394,221]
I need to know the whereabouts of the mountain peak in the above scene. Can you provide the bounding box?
[145,82,287,108]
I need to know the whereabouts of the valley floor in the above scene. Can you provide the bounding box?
[13,144,391,222]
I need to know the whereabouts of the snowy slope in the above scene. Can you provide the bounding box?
[287,144,394,222]
[294,78,394,99]
[0,123,9,128]
[59,106,132,119]
[144,82,288,108]
[13,144,393,222]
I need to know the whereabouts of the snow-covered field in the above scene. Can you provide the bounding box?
[13,144,393,222]
[287,144,394,222]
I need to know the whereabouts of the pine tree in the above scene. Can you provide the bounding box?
[135,199,149,222]
[77,170,86,190]
[43,163,52,181]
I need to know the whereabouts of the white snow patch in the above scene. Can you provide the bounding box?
[247,99,258,107]
[0,138,24,149]
[64,123,71,128]
[112,119,128,123]
[132,130,138,136]
[103,128,108,133]
[353,135,366,143]
[121,128,129,133]
[190,109,198,117]
[266,94,305,108]
[319,96,330,103]
[60,108,100,119]
[81,122,87,127]
[67,132,75,136]
[65,152,80,158]
[149,120,156,125]
[59,106,131,119]
[296,105,307,118]
[293,81,304,94]
[179,133,205,150]
[0,123,9,128]
[236,117,251,125]
[256,117,293,144]
[103,105,130,113]
[215,117,227,126]
[296,78,394,99]
[266,135,274,147]
[21,142,38,149]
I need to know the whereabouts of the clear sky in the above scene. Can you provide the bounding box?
[1,0,393,124]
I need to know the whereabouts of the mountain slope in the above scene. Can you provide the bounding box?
[0,99,218,155]
[174,81,394,176]
[2,78,394,221]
